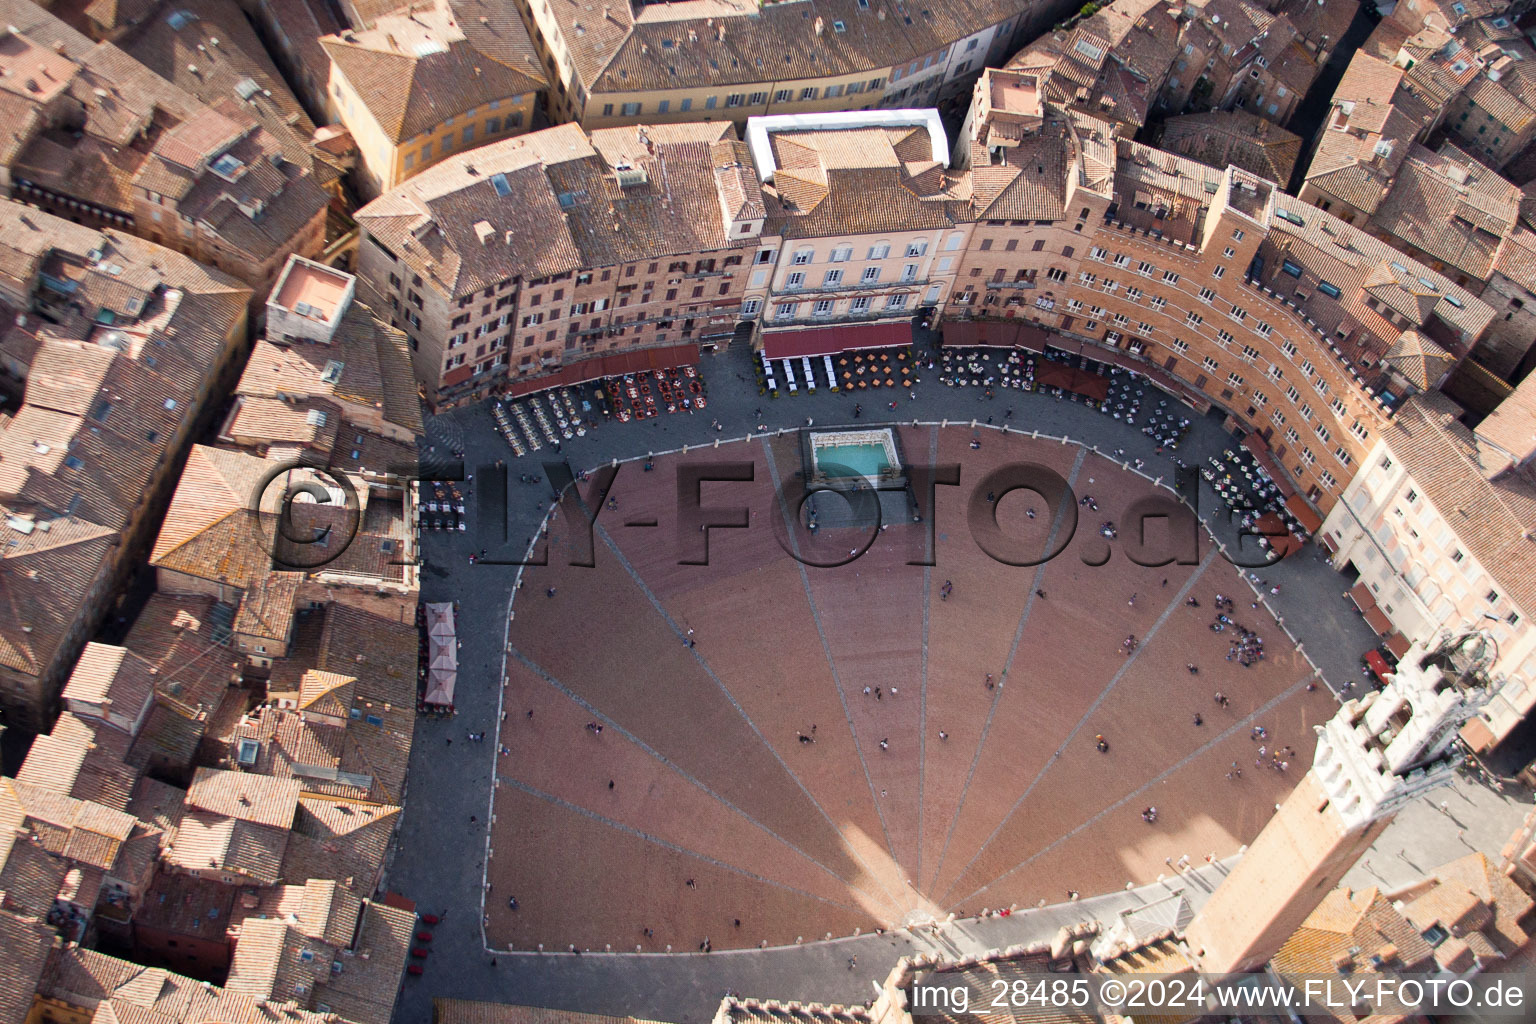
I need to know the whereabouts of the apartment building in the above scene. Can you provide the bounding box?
[0,775,164,949]
[0,0,330,302]
[951,76,1496,515]
[1477,227,1536,382]
[0,201,250,732]
[224,255,423,450]
[957,0,1180,147]
[1158,0,1319,125]
[73,0,351,195]
[1334,13,1536,176]
[1367,143,1522,293]
[1298,53,1435,226]
[320,0,547,199]
[1320,377,1536,749]
[1385,0,1535,44]
[747,111,970,356]
[513,0,1059,130]
[951,99,1116,325]
[148,257,419,612]
[355,121,766,409]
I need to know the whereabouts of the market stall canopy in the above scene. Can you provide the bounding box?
[426,602,455,638]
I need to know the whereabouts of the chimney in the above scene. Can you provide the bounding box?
[814,16,824,35]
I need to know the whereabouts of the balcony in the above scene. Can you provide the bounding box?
[766,308,910,329]
[984,278,1038,290]
[773,277,927,297]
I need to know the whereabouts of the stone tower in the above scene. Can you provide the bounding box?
[1183,630,1497,975]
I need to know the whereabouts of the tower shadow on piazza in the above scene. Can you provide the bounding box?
[484,426,1335,954]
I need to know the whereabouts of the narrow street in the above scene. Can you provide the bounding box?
[1285,5,1381,195]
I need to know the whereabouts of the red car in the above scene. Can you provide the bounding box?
[415,931,433,942]
[406,963,424,976]
[410,947,429,959]
[420,913,440,925]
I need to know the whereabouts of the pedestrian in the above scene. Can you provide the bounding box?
[985,673,995,690]
[1192,713,1203,726]
[939,731,948,741]
[1095,734,1109,753]
[1035,589,1047,599]
[446,737,453,746]
[686,879,697,889]
[527,709,534,719]
[879,738,889,751]
[608,780,615,789]
[546,587,557,598]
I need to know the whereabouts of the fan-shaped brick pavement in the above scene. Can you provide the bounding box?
[484,428,1333,954]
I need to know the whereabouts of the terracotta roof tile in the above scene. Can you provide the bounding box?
[1159,110,1303,185]
[1386,393,1536,614]
[282,795,399,899]
[15,711,139,811]
[320,0,544,144]
[0,909,54,1024]
[185,767,300,828]
[62,642,157,725]
[231,571,302,642]
[238,300,423,440]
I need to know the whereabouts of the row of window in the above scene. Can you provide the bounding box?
[772,293,910,319]
[784,264,923,289]
[598,79,887,118]
[1075,268,1361,477]
[1085,253,1372,447]
[789,240,939,264]
[402,112,523,171]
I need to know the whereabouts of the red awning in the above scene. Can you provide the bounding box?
[1255,512,1302,558]
[941,320,1050,351]
[1363,604,1393,636]
[1034,360,1110,400]
[1239,434,1295,498]
[507,343,699,396]
[1365,649,1393,685]
[378,892,417,913]
[1285,492,1324,532]
[1460,716,1496,753]
[1384,631,1412,660]
[1348,581,1377,613]
[761,322,912,360]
